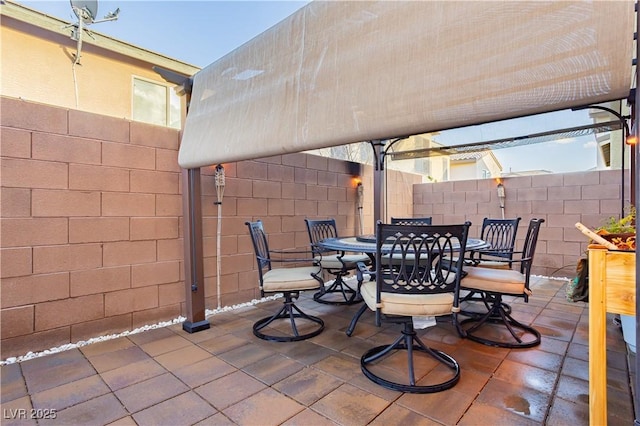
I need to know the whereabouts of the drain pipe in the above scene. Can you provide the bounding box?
[633,3,639,424]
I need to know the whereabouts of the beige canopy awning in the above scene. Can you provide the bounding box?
[179,0,635,169]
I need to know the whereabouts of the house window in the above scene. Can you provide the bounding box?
[132,77,181,129]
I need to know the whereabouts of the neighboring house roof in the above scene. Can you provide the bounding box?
[450,152,486,161]
[450,150,503,170]
[502,170,552,177]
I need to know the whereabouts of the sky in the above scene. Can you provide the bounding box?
[19,0,309,67]
[16,0,619,174]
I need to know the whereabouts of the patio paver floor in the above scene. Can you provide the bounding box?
[1,276,635,425]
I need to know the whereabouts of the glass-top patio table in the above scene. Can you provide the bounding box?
[318,235,489,257]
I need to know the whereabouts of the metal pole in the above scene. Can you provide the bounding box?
[371,140,386,225]
[214,165,225,309]
[182,167,210,333]
[634,106,639,426]
[153,68,209,333]
[633,3,639,424]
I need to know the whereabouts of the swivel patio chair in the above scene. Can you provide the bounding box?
[346,216,432,336]
[386,217,434,265]
[466,217,521,269]
[456,218,544,349]
[246,220,325,342]
[305,218,370,305]
[460,217,521,314]
[358,221,470,393]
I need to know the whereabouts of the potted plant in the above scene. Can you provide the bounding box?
[596,206,636,251]
[595,206,636,352]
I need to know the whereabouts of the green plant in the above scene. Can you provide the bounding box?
[597,206,636,234]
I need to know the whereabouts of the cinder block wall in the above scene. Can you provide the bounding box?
[1,97,627,358]
[413,170,630,276]
[0,97,420,358]
[1,97,185,358]
[197,154,421,309]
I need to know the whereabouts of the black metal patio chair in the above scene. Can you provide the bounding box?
[345,216,433,336]
[357,221,471,393]
[460,217,521,314]
[455,218,544,349]
[466,217,521,269]
[305,218,370,305]
[246,220,325,342]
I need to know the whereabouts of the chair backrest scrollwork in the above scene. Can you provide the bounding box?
[246,220,271,275]
[478,217,521,263]
[390,217,432,226]
[375,222,471,298]
[305,218,339,255]
[519,218,545,276]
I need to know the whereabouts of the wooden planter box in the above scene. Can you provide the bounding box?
[588,246,636,426]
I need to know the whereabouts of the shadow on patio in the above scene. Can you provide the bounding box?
[1,276,635,425]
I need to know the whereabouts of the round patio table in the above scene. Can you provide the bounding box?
[318,235,489,336]
[318,236,488,256]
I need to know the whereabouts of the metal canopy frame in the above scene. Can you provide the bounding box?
[385,120,623,161]
[368,115,630,226]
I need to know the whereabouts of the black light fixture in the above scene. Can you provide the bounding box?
[356,181,364,235]
[627,121,637,145]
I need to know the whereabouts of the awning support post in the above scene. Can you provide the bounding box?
[371,140,386,225]
[182,167,210,333]
[151,67,208,333]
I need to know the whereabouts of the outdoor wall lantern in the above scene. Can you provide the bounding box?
[356,180,364,235]
[627,121,637,145]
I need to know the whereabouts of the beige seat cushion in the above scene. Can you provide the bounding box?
[316,253,370,269]
[462,266,525,295]
[474,260,512,269]
[448,256,511,270]
[262,266,322,292]
[360,281,454,317]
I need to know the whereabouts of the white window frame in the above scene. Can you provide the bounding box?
[132,76,181,129]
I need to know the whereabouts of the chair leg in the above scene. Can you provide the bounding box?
[314,271,363,305]
[346,303,368,336]
[457,294,540,349]
[253,293,324,342]
[361,320,460,393]
[460,290,512,317]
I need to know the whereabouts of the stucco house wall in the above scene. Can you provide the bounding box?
[1,1,198,124]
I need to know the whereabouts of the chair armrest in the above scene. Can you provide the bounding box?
[262,248,321,265]
[465,249,525,266]
[356,261,374,282]
[309,243,329,255]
